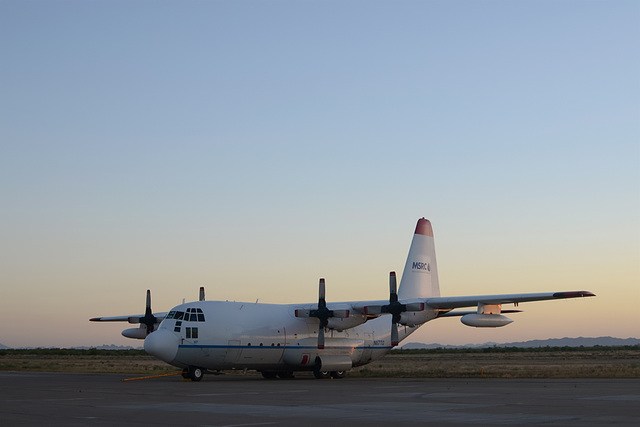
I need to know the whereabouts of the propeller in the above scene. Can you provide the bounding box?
[309,279,333,349]
[363,272,425,347]
[295,279,350,350]
[381,272,405,347]
[138,290,159,335]
[295,278,350,349]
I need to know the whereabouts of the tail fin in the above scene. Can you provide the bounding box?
[397,218,440,300]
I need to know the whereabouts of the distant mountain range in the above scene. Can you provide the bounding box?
[401,336,640,349]
[0,343,141,350]
[71,344,143,350]
[2,337,638,350]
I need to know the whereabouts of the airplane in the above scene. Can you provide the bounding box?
[91,218,595,381]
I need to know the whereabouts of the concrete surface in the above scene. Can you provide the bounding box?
[1,371,639,426]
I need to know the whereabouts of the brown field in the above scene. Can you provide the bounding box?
[2,348,639,378]
[352,349,640,378]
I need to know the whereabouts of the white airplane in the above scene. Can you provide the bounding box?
[91,218,595,381]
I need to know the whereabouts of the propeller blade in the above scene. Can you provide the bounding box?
[405,302,425,312]
[318,325,325,349]
[199,286,205,301]
[145,289,152,314]
[389,271,397,302]
[384,272,403,347]
[295,309,311,318]
[332,309,350,319]
[391,323,399,347]
[364,306,382,315]
[318,278,326,305]
[140,289,157,335]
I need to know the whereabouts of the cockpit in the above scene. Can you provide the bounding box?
[166,307,205,322]
[166,308,205,339]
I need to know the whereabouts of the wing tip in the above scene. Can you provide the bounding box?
[553,291,596,298]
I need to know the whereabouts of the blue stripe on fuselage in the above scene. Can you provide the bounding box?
[177,344,392,350]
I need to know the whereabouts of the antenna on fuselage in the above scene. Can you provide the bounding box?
[199,286,205,301]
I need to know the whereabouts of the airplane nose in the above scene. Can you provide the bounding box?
[144,328,179,363]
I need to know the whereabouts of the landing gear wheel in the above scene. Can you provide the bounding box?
[181,368,189,379]
[331,370,346,379]
[188,366,203,382]
[277,371,294,379]
[261,371,277,379]
[313,368,330,379]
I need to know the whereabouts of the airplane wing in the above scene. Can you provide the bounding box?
[350,291,595,314]
[424,290,595,310]
[346,289,595,341]
[90,313,168,323]
[89,290,168,338]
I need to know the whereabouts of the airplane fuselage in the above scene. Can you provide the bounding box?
[145,300,425,374]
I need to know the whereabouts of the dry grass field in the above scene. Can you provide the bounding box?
[1,348,638,378]
[352,348,640,378]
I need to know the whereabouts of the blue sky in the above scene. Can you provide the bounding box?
[1,0,638,348]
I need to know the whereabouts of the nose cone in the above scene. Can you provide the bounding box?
[144,328,179,363]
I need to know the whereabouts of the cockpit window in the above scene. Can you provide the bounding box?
[180,307,205,322]
[174,311,184,320]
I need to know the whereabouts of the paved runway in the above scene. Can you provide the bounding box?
[1,371,639,426]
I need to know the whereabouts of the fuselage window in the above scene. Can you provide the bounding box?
[174,320,182,333]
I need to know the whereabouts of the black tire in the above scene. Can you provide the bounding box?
[181,369,189,379]
[188,366,203,382]
[313,368,330,379]
[261,371,278,379]
[331,370,346,379]
[276,371,294,379]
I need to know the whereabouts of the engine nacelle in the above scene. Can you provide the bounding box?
[461,313,513,328]
[122,326,148,339]
[400,308,437,327]
[326,313,367,331]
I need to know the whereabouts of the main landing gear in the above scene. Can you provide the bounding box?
[313,367,347,379]
[182,366,203,382]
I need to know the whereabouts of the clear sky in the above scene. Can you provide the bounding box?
[1,0,638,348]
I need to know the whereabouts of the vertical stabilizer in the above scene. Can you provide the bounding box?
[398,218,440,300]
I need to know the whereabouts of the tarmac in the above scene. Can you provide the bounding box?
[1,371,639,426]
